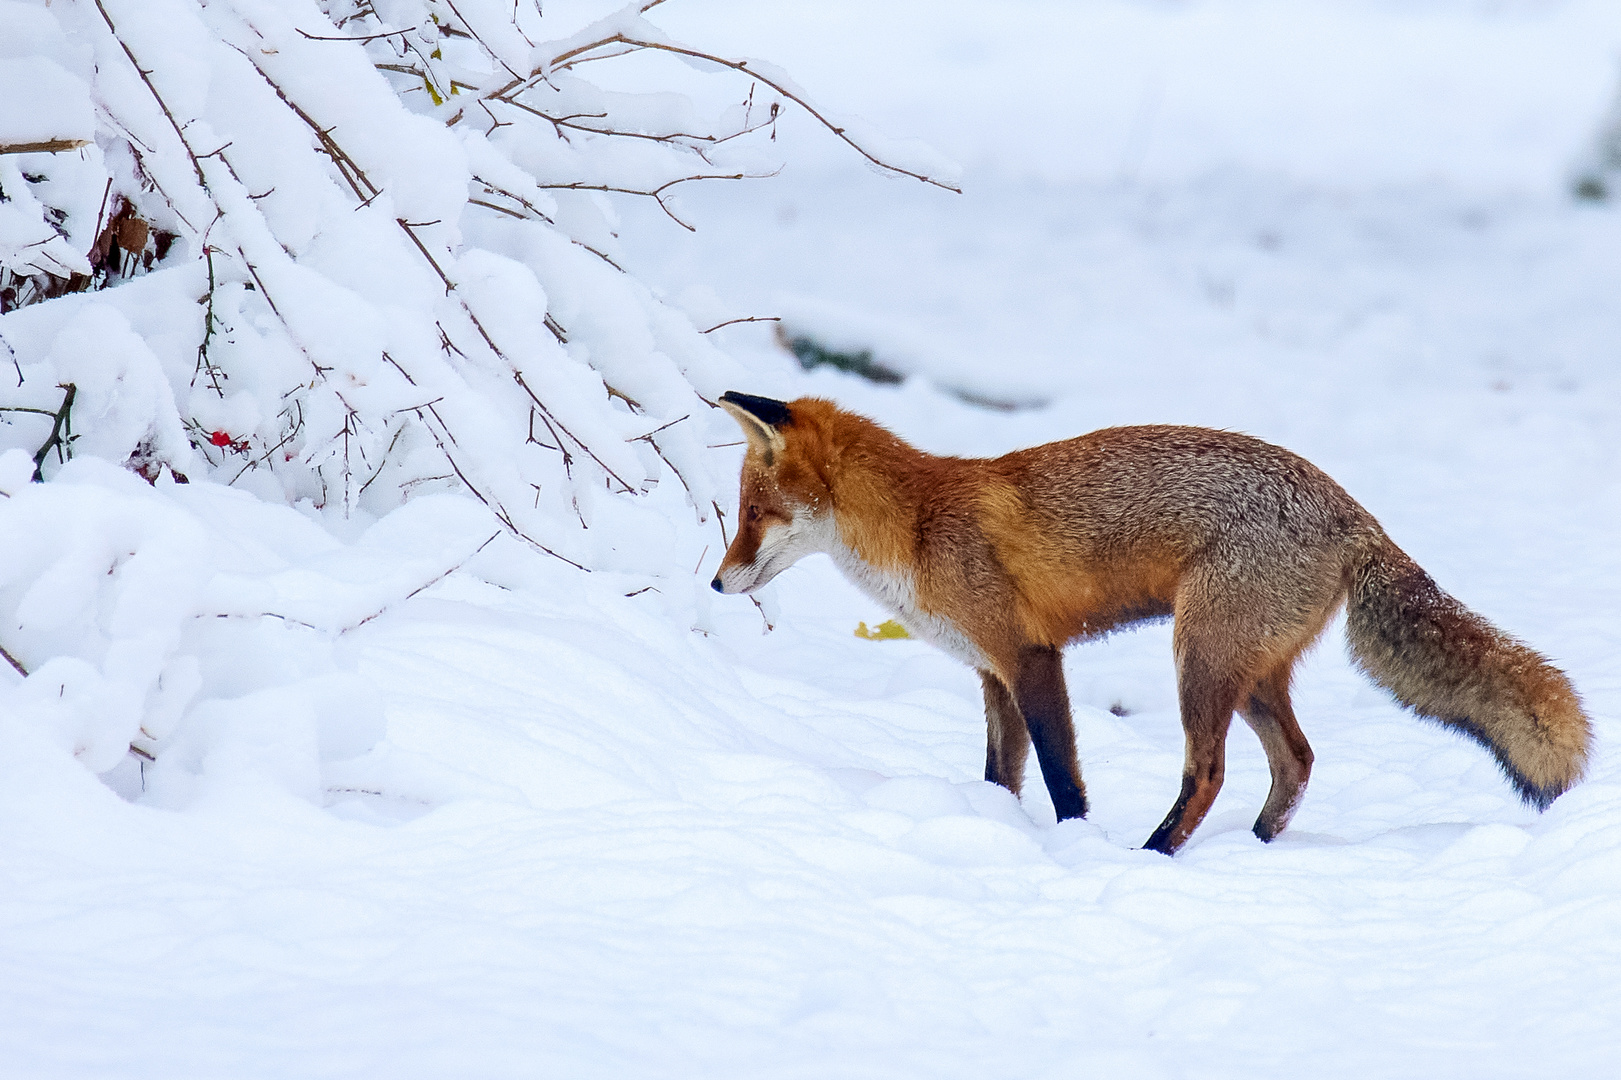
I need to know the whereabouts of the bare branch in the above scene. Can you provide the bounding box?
[297,27,416,43]
[549,34,961,193]
[536,172,753,232]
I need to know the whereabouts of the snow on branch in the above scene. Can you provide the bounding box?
[0,0,955,575]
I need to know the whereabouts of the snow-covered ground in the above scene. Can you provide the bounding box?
[5,1,1621,1076]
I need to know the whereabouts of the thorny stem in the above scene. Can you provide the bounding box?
[194,245,227,395]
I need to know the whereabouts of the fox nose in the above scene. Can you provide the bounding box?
[710,577,724,593]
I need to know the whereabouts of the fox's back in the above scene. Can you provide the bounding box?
[948,425,1377,647]
[996,425,1372,562]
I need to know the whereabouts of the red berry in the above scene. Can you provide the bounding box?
[208,430,231,447]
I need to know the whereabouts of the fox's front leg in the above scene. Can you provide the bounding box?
[979,671,1032,795]
[1011,645,1088,821]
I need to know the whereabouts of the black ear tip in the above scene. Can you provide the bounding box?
[720,391,792,427]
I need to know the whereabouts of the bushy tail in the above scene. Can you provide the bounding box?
[1344,534,1590,809]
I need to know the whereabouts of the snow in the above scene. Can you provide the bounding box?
[4,0,1621,1077]
[0,57,95,146]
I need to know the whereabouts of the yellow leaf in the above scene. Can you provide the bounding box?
[854,619,911,641]
[424,77,444,106]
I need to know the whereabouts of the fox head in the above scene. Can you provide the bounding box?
[711,392,836,594]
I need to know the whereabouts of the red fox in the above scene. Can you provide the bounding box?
[710,392,1590,854]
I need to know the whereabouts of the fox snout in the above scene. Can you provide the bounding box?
[710,564,758,594]
[711,542,778,595]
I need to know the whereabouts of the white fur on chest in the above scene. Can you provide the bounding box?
[826,543,986,669]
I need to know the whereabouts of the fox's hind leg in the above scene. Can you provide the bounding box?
[1143,644,1244,854]
[980,671,1032,796]
[1239,663,1315,842]
[1143,581,1260,854]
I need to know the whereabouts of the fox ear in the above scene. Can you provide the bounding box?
[718,392,789,466]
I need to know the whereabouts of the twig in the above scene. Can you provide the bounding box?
[535,173,752,232]
[414,404,587,570]
[472,179,624,270]
[442,0,522,81]
[228,426,299,485]
[469,197,526,220]
[470,175,556,224]
[701,315,780,334]
[0,328,20,386]
[630,414,688,441]
[358,423,408,496]
[87,177,114,270]
[205,611,323,631]
[493,95,774,150]
[297,27,417,43]
[0,643,27,678]
[30,384,76,481]
[382,351,417,386]
[345,530,502,630]
[193,245,226,394]
[750,595,775,633]
[572,240,623,272]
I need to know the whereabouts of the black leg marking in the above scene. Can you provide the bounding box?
[1013,645,1088,821]
[1143,775,1198,855]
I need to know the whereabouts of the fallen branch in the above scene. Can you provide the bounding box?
[0,139,90,155]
